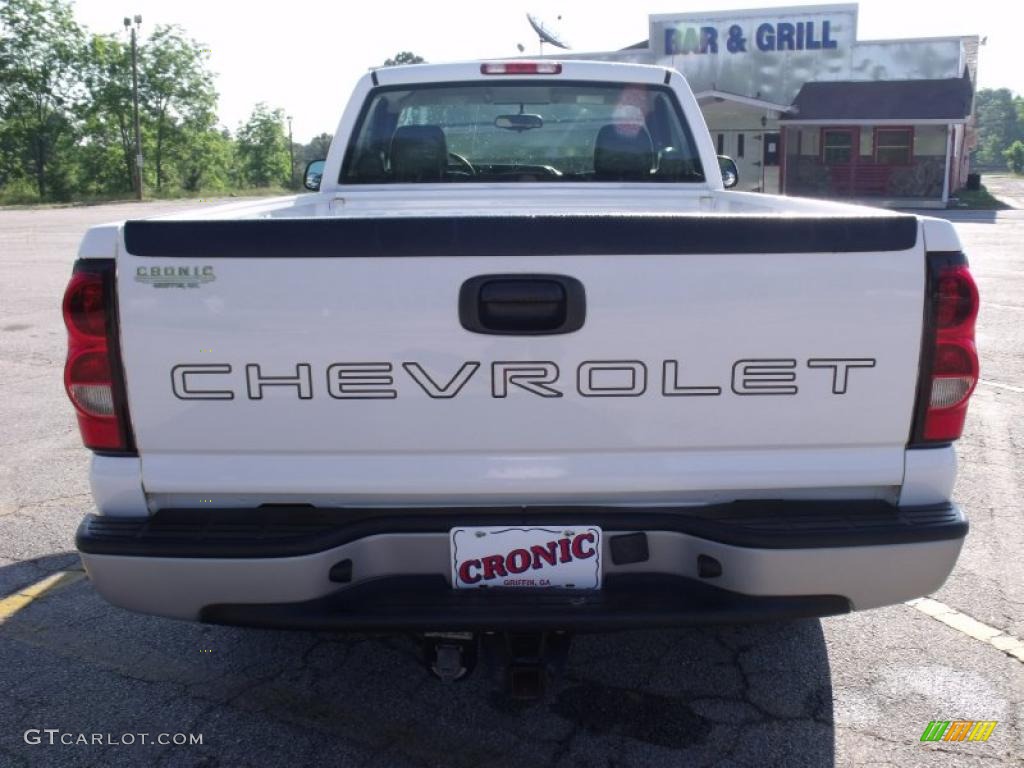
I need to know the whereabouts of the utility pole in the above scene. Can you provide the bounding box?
[124,15,143,200]
[287,115,295,188]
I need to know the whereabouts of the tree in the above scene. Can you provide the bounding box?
[177,125,233,192]
[79,32,135,193]
[973,88,1022,168]
[383,51,425,66]
[77,24,223,197]
[302,132,332,164]
[0,0,85,199]
[140,25,218,190]
[235,103,289,187]
[1005,140,1024,175]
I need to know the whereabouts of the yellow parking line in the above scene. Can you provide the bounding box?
[0,570,86,623]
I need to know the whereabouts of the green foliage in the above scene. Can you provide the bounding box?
[383,51,425,66]
[1004,140,1024,174]
[0,0,333,203]
[0,0,85,199]
[177,127,234,192]
[0,175,42,204]
[973,88,1024,168]
[235,103,290,188]
[141,25,218,190]
[302,132,332,164]
[79,32,135,193]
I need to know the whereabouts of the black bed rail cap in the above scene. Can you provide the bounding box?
[122,214,918,258]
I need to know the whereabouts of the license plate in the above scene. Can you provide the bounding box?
[450,525,602,589]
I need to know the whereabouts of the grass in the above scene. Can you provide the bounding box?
[150,185,293,201]
[950,184,1011,210]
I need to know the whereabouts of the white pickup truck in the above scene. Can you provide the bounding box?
[65,60,978,671]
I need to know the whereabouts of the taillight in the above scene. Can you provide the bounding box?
[480,61,562,75]
[934,266,978,332]
[62,260,135,453]
[911,254,979,444]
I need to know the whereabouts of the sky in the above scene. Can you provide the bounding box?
[73,0,1024,142]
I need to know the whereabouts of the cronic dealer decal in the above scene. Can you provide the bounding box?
[135,265,215,289]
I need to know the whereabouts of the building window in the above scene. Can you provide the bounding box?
[737,133,745,158]
[821,129,854,164]
[716,133,725,155]
[875,128,913,165]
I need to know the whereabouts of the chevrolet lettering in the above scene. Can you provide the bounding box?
[168,358,878,400]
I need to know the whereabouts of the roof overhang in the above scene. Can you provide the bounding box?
[781,118,966,126]
[783,76,973,123]
[693,90,792,113]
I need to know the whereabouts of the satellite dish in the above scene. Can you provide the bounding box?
[527,13,570,51]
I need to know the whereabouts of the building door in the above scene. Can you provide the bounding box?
[763,132,781,194]
[716,130,763,192]
[821,127,859,196]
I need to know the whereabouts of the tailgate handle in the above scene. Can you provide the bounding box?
[459,274,586,335]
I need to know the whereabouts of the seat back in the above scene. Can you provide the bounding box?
[390,125,447,182]
[593,124,654,181]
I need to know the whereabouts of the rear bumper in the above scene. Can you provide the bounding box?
[76,501,967,629]
[200,575,851,632]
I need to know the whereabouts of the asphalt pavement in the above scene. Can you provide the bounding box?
[0,190,1022,767]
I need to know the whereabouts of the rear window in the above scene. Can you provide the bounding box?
[342,81,705,184]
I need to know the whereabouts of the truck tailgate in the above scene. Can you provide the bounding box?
[116,213,923,506]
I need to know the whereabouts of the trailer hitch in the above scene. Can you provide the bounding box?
[420,630,573,700]
[485,631,573,700]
